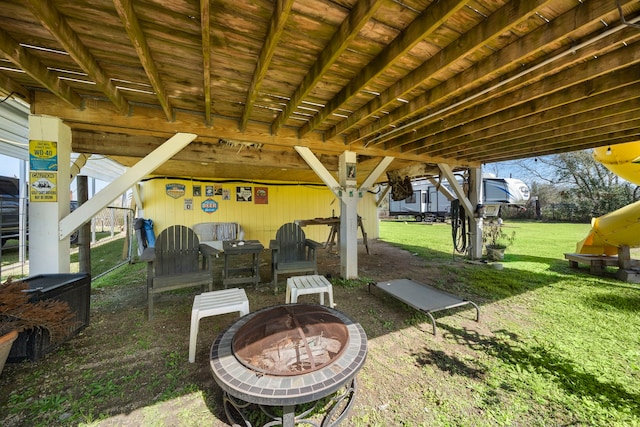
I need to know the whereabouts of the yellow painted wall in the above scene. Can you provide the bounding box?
[140,177,379,245]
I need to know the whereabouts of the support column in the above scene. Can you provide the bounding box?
[438,163,481,259]
[339,152,358,279]
[469,168,483,260]
[28,115,72,274]
[295,146,392,280]
[77,175,91,275]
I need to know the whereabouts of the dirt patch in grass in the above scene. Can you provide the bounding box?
[0,238,523,426]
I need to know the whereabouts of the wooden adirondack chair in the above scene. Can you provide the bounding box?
[146,225,212,319]
[269,222,322,291]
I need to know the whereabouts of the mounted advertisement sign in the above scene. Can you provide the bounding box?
[166,183,185,199]
[29,140,58,171]
[201,198,218,213]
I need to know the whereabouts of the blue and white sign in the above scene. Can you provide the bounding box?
[201,198,218,213]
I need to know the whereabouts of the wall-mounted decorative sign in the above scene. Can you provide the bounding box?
[184,198,193,210]
[192,185,201,197]
[166,183,185,199]
[30,171,57,202]
[222,188,230,200]
[205,185,214,197]
[254,187,268,204]
[236,186,252,202]
[29,140,58,171]
[347,163,356,179]
[201,198,218,213]
[214,185,223,195]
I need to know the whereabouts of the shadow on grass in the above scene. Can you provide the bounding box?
[411,324,640,418]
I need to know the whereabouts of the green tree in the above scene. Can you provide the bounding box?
[521,150,635,221]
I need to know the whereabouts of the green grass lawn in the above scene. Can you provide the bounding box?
[2,221,638,426]
[1,233,135,281]
[376,220,640,426]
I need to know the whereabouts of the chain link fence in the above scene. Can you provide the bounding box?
[1,205,135,281]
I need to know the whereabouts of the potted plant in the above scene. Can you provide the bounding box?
[482,221,516,261]
[0,277,77,373]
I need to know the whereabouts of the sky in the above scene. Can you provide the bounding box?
[0,154,23,179]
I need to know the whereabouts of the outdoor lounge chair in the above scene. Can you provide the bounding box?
[146,225,212,319]
[270,222,322,291]
[369,278,480,335]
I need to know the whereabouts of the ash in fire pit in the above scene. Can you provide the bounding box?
[232,304,349,376]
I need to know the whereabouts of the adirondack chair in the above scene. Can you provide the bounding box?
[146,225,212,319]
[270,222,323,290]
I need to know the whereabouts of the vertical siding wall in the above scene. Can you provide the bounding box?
[140,178,379,245]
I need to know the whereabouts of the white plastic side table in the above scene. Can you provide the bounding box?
[189,288,250,363]
[285,275,334,307]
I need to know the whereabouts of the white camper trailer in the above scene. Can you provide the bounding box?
[389,176,530,222]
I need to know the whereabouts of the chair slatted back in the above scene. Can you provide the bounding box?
[155,225,201,276]
[275,223,309,263]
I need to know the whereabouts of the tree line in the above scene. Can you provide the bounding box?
[500,151,639,223]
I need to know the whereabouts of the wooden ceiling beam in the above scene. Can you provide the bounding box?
[25,0,128,114]
[240,0,294,132]
[200,0,211,126]
[0,27,82,108]
[32,90,461,165]
[433,98,640,160]
[270,0,385,135]
[349,0,635,146]
[70,130,336,170]
[425,87,640,159]
[390,47,640,153]
[0,71,30,102]
[114,0,173,122]
[472,125,640,164]
[298,0,468,137]
[464,109,640,161]
[326,0,557,140]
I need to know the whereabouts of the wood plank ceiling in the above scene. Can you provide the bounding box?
[1,0,639,184]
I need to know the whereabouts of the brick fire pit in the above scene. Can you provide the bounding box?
[210,304,367,426]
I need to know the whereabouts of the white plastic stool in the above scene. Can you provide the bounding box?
[189,288,249,363]
[286,275,334,307]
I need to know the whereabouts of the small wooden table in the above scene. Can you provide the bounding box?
[199,241,222,282]
[296,217,369,254]
[222,240,264,288]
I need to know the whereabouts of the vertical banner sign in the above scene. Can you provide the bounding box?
[29,140,58,202]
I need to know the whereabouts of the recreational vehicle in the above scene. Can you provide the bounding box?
[389,176,530,222]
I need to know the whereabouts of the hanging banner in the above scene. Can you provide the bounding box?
[29,140,58,171]
[30,171,57,202]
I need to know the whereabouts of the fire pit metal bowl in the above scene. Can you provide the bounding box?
[210,304,367,426]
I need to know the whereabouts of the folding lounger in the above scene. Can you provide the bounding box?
[369,278,480,335]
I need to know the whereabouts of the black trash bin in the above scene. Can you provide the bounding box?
[8,272,91,362]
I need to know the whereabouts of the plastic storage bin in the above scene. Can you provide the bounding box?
[8,273,91,362]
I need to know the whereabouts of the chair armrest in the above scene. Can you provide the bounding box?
[140,247,156,262]
[269,240,280,250]
[305,239,323,249]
